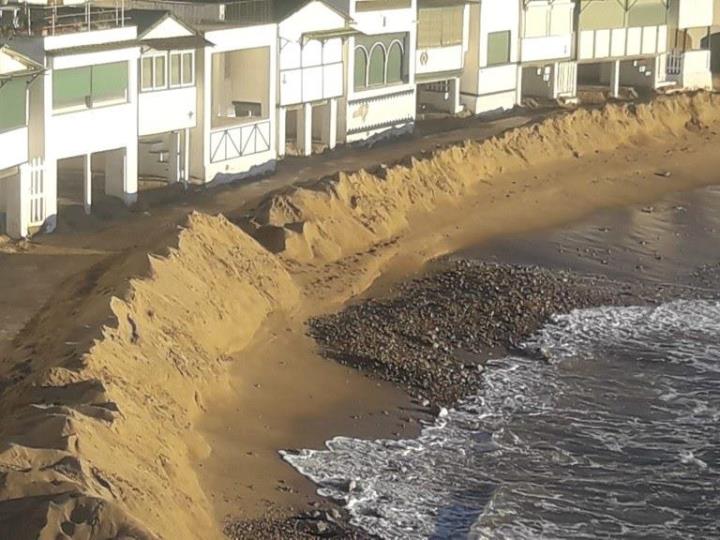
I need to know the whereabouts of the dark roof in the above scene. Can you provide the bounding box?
[126,9,171,35]
[274,0,351,22]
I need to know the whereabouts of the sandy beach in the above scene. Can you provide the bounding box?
[1,93,720,539]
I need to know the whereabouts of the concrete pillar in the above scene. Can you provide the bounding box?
[83,153,92,215]
[183,128,190,185]
[124,143,138,205]
[610,59,621,98]
[450,78,461,114]
[5,168,28,239]
[515,64,524,105]
[296,102,312,157]
[277,106,287,157]
[105,146,137,205]
[168,131,180,184]
[327,98,338,150]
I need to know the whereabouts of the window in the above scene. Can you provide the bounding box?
[354,47,368,89]
[368,45,386,86]
[418,6,463,48]
[170,50,194,88]
[0,78,27,132]
[487,30,511,66]
[627,0,667,27]
[53,62,128,111]
[354,33,407,91]
[141,54,167,91]
[386,42,403,83]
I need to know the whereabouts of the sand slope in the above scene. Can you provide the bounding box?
[0,93,719,539]
[252,93,720,264]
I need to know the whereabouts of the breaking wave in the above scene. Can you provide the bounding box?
[283,300,720,539]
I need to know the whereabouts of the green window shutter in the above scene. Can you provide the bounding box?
[354,47,368,90]
[182,52,193,85]
[155,55,166,88]
[368,45,386,86]
[441,7,463,46]
[578,0,625,30]
[141,57,153,90]
[170,53,181,86]
[628,1,667,26]
[53,66,91,110]
[487,30,511,66]
[386,42,403,83]
[0,78,27,132]
[91,62,128,104]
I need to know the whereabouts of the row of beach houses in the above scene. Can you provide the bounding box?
[0,0,715,238]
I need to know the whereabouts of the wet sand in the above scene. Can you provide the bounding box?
[203,116,720,535]
[3,95,720,540]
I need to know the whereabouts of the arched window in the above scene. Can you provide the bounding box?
[368,44,386,86]
[386,41,403,84]
[354,46,368,90]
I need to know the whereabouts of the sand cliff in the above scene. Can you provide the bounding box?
[0,93,719,539]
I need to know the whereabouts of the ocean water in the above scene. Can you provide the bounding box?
[283,300,720,539]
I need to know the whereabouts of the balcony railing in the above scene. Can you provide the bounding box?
[126,0,272,26]
[2,1,129,37]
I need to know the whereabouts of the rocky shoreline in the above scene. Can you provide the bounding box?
[308,259,668,407]
[226,259,694,538]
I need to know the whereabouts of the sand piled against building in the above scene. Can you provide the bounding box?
[0,213,299,540]
[1,93,719,540]
[251,92,720,264]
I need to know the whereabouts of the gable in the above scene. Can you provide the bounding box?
[142,16,195,40]
[279,1,350,40]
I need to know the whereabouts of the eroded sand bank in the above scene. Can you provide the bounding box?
[1,93,720,539]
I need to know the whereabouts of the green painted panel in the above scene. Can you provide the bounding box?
[578,0,625,30]
[170,53,181,86]
[368,45,386,86]
[354,47,367,90]
[53,66,91,110]
[91,62,128,103]
[386,42,403,83]
[628,1,667,26]
[182,52,193,85]
[487,30,511,66]
[0,78,27,132]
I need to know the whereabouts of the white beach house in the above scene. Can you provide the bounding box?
[0,45,43,238]
[664,0,714,90]
[8,2,141,230]
[460,0,521,115]
[518,0,577,103]
[276,0,354,156]
[414,0,469,115]
[575,0,670,97]
[328,0,417,143]
[131,10,208,186]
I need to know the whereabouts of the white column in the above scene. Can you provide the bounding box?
[124,143,138,205]
[5,167,28,239]
[168,131,180,184]
[610,59,621,98]
[83,153,92,215]
[183,128,190,185]
[451,78,461,114]
[515,64,524,105]
[297,102,312,157]
[328,98,338,150]
[277,106,287,157]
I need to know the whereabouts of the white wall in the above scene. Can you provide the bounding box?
[415,45,464,76]
[461,0,520,114]
[200,24,277,182]
[344,0,417,141]
[0,128,28,170]
[677,0,714,29]
[138,86,197,136]
[520,0,574,63]
[578,25,668,61]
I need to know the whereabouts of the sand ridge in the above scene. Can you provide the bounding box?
[0,92,719,539]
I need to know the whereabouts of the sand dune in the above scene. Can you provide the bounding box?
[0,93,719,539]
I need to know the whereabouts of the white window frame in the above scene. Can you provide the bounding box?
[141,52,168,92]
[169,50,195,89]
